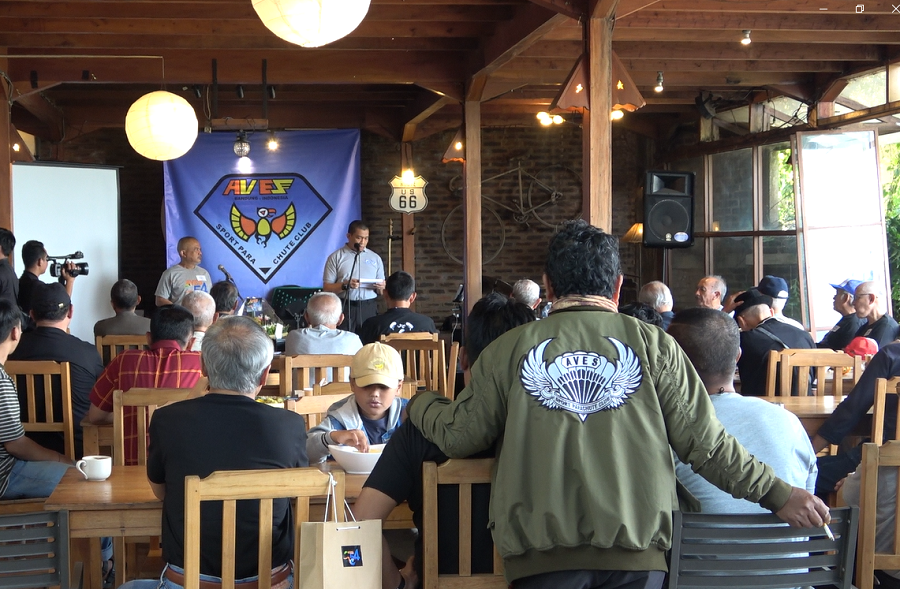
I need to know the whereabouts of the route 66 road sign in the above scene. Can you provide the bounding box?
[389,175,429,214]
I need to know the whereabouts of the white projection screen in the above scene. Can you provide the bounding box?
[12,162,120,342]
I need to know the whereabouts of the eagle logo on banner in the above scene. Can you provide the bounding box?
[194,173,332,283]
[520,337,642,421]
[230,203,296,247]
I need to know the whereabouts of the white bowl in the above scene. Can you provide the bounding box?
[328,444,386,474]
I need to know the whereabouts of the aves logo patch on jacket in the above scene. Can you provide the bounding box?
[520,337,642,421]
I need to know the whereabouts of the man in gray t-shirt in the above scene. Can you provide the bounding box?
[156,236,212,306]
[668,308,818,513]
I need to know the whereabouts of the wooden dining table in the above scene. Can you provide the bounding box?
[44,463,412,589]
[760,395,871,437]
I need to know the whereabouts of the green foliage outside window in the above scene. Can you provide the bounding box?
[882,142,900,310]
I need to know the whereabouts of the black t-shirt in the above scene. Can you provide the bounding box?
[147,393,308,578]
[17,271,40,314]
[818,314,867,351]
[363,420,493,578]
[855,314,900,350]
[9,326,103,456]
[738,318,816,396]
[357,308,437,344]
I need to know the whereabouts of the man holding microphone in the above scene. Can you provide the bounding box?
[323,220,385,332]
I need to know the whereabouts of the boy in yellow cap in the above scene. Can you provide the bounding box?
[306,342,407,463]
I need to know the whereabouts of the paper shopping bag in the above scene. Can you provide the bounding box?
[298,519,382,589]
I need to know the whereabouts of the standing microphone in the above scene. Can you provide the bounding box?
[218,264,234,283]
[353,243,361,254]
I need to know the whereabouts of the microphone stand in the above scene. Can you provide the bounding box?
[345,245,361,331]
[220,267,244,311]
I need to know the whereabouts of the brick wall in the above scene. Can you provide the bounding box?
[39,123,653,324]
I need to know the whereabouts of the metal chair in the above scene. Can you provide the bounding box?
[669,506,858,589]
[183,468,346,589]
[0,510,83,589]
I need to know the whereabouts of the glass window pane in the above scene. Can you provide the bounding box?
[761,142,795,230]
[669,237,705,312]
[838,68,887,109]
[762,235,804,325]
[799,132,882,228]
[676,157,704,232]
[711,148,753,231]
[711,236,754,297]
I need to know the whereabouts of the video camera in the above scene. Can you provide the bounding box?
[48,251,89,279]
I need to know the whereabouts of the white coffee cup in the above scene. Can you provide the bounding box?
[75,455,112,481]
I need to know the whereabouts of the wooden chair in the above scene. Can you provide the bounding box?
[383,337,449,396]
[5,360,75,460]
[871,377,900,446]
[764,348,841,396]
[0,510,83,589]
[279,354,355,395]
[95,334,149,366]
[284,392,350,429]
[422,459,505,589]
[112,387,197,466]
[446,342,460,400]
[183,468,346,589]
[856,441,900,589]
[669,506,858,589]
[777,349,862,399]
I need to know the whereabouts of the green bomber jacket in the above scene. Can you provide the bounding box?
[408,306,793,582]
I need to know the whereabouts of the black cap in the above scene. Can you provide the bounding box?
[733,288,774,318]
[30,282,70,316]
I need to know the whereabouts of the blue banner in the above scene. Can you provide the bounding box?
[163,130,360,296]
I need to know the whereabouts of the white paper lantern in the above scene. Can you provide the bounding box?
[252,0,371,48]
[125,91,198,161]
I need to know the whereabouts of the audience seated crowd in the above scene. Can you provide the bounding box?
[8,221,900,589]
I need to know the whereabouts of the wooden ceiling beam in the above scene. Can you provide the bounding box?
[620,59,847,73]
[0,3,517,21]
[9,91,64,141]
[478,5,569,75]
[0,34,478,52]
[618,0,897,13]
[6,51,470,86]
[401,94,455,141]
[0,17,494,39]
[494,68,811,87]
[612,41,880,61]
[618,11,900,31]
[611,29,900,44]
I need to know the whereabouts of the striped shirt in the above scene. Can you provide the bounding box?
[0,365,24,495]
[89,341,203,465]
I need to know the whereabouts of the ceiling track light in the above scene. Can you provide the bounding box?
[236,85,245,98]
[234,131,250,157]
[654,71,664,93]
[741,30,752,45]
[267,85,276,99]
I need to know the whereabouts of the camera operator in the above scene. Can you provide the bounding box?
[18,241,80,316]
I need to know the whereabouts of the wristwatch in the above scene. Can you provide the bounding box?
[341,282,349,291]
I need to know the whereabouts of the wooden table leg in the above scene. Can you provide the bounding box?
[70,538,93,589]
[114,537,126,587]
[89,537,102,589]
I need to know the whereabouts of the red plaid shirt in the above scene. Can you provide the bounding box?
[89,340,203,465]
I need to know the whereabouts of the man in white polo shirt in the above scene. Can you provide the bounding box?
[322,220,385,332]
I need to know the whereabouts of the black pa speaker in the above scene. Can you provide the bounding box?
[643,170,695,248]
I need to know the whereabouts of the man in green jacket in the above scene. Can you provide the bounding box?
[407,220,830,589]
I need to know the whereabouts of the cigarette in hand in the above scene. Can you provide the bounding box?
[823,523,835,541]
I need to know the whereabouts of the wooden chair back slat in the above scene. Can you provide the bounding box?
[383,338,448,395]
[446,342,460,400]
[5,360,75,460]
[857,441,900,588]
[95,334,149,366]
[112,387,196,466]
[422,459,504,589]
[284,393,349,429]
[872,377,900,447]
[183,468,346,589]
[280,354,356,396]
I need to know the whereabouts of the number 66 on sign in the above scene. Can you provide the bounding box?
[389,175,429,214]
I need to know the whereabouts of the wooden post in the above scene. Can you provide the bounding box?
[584,8,615,231]
[0,54,12,232]
[399,142,416,282]
[463,101,482,314]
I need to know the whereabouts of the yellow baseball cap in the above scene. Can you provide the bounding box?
[351,343,404,387]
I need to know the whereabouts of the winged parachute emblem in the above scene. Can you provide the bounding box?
[230,203,296,247]
[520,337,642,422]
